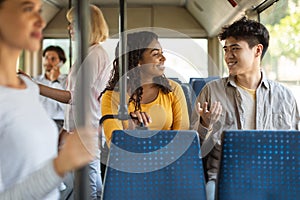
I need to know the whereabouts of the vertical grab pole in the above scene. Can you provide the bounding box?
[68,0,72,69]
[118,0,128,120]
[73,0,91,199]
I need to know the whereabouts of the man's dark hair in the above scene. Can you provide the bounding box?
[42,46,67,64]
[218,17,269,58]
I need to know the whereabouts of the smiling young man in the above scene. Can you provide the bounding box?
[191,17,300,200]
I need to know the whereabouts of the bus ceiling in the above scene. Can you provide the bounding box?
[42,0,279,38]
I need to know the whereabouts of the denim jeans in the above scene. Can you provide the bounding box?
[89,159,102,200]
[206,180,216,200]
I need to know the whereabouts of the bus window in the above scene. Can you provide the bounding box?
[42,37,208,84]
[42,39,72,75]
[102,38,208,83]
[260,0,300,106]
[161,38,208,83]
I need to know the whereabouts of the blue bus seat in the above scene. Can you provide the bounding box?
[168,77,182,84]
[218,130,300,200]
[189,76,219,105]
[102,130,207,200]
[180,83,193,120]
[189,76,220,96]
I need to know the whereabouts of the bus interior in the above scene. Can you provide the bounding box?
[23,0,300,106]
[21,0,300,199]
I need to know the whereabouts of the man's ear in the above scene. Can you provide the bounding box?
[255,44,263,57]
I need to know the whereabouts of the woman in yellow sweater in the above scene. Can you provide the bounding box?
[100,31,189,145]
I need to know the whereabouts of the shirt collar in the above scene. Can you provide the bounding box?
[225,70,269,89]
[41,73,49,81]
[259,70,269,89]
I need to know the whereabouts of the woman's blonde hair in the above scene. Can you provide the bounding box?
[66,4,109,44]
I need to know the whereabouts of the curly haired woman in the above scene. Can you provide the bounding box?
[100,31,189,146]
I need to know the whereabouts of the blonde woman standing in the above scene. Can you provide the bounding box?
[38,4,111,199]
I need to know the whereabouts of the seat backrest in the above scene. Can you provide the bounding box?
[168,77,182,84]
[189,76,219,105]
[180,83,193,121]
[218,130,300,200]
[167,78,193,121]
[102,130,207,200]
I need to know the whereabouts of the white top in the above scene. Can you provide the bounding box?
[34,74,67,120]
[236,84,256,129]
[0,76,61,199]
[63,43,111,131]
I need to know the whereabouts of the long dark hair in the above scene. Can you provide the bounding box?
[101,31,171,111]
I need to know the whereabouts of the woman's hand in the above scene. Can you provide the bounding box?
[53,127,97,177]
[128,111,152,129]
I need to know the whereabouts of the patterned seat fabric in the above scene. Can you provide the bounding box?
[102,130,207,200]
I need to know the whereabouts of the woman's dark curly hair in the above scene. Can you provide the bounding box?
[218,17,269,59]
[101,31,171,111]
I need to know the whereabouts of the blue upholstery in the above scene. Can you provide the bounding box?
[189,76,219,106]
[189,76,219,98]
[180,83,193,120]
[102,130,206,200]
[218,130,300,200]
[168,77,182,84]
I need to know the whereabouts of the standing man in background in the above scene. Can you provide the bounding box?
[34,45,68,131]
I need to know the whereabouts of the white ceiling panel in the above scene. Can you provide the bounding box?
[42,0,276,38]
[187,0,268,37]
